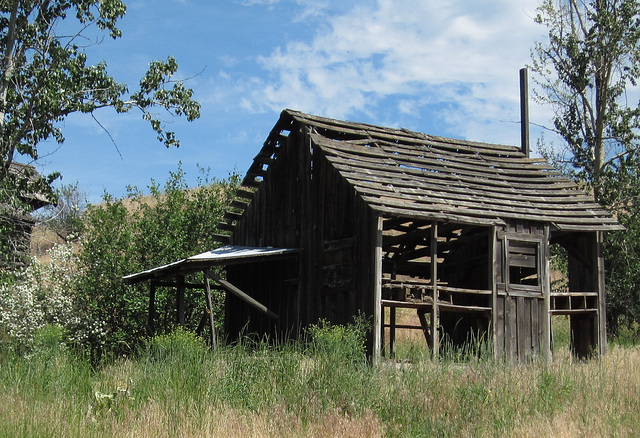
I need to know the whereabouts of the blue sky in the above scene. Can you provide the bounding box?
[36,0,551,203]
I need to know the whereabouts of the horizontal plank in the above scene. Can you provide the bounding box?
[362,194,617,227]
[550,309,597,315]
[383,323,425,330]
[438,302,492,313]
[322,147,575,193]
[371,204,506,226]
[381,299,433,309]
[217,222,236,232]
[353,182,611,221]
[550,291,598,297]
[316,136,564,181]
[300,114,523,156]
[348,172,599,208]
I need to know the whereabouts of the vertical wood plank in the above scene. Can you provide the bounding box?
[431,221,439,358]
[522,297,532,362]
[177,275,185,326]
[508,295,517,363]
[373,215,383,365]
[531,296,539,356]
[542,224,552,361]
[204,272,218,349]
[516,296,525,362]
[596,231,607,355]
[490,225,498,359]
[496,295,505,357]
[147,283,156,337]
[390,306,396,358]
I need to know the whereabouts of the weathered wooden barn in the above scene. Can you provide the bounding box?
[126,109,622,363]
[0,162,52,269]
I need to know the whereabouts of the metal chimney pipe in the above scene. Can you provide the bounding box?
[520,67,530,157]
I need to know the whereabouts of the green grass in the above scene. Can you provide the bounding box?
[1,324,640,437]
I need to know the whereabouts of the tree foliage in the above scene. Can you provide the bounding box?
[531,0,640,334]
[0,165,238,357]
[0,0,200,270]
[74,165,238,358]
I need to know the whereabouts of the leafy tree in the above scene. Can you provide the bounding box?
[75,165,238,358]
[531,0,640,334]
[36,182,87,244]
[0,0,200,270]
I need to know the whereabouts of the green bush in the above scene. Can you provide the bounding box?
[307,314,369,364]
[143,326,208,363]
[72,164,238,359]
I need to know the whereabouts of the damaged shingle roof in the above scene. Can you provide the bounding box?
[231,109,622,233]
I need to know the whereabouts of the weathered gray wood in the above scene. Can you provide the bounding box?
[209,272,279,321]
[360,194,618,230]
[490,226,499,359]
[520,67,530,157]
[596,231,607,354]
[431,221,439,358]
[177,275,185,326]
[147,283,156,337]
[389,306,396,358]
[204,273,218,349]
[417,308,432,349]
[542,225,552,361]
[373,215,383,365]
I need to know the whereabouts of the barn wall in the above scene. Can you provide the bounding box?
[228,124,377,340]
[228,124,309,339]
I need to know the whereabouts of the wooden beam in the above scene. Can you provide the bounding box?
[207,271,279,321]
[417,308,432,349]
[147,283,156,337]
[596,231,607,355]
[543,224,552,362]
[520,67,530,157]
[389,306,396,358]
[204,274,218,349]
[431,221,439,358]
[177,275,185,326]
[490,225,498,359]
[373,215,384,365]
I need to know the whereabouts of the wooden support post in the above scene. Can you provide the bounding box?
[543,225,552,362]
[147,283,156,336]
[417,307,432,348]
[596,231,607,355]
[204,273,218,349]
[389,307,396,359]
[389,261,397,358]
[520,67,530,157]
[431,221,439,358]
[177,275,185,326]
[490,226,498,359]
[373,215,383,365]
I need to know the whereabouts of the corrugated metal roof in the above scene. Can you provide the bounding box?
[123,245,299,284]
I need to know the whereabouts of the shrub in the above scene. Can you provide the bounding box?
[307,314,369,364]
[74,164,238,358]
[0,243,88,354]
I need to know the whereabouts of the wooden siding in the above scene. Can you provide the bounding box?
[219,110,617,362]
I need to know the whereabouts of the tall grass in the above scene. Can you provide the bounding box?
[1,323,640,437]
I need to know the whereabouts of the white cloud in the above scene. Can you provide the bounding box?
[241,0,550,144]
[236,0,280,6]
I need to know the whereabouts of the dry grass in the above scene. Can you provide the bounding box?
[2,331,640,437]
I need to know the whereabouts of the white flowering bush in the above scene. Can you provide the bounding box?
[0,243,106,353]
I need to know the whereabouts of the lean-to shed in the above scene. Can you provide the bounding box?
[126,109,623,363]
